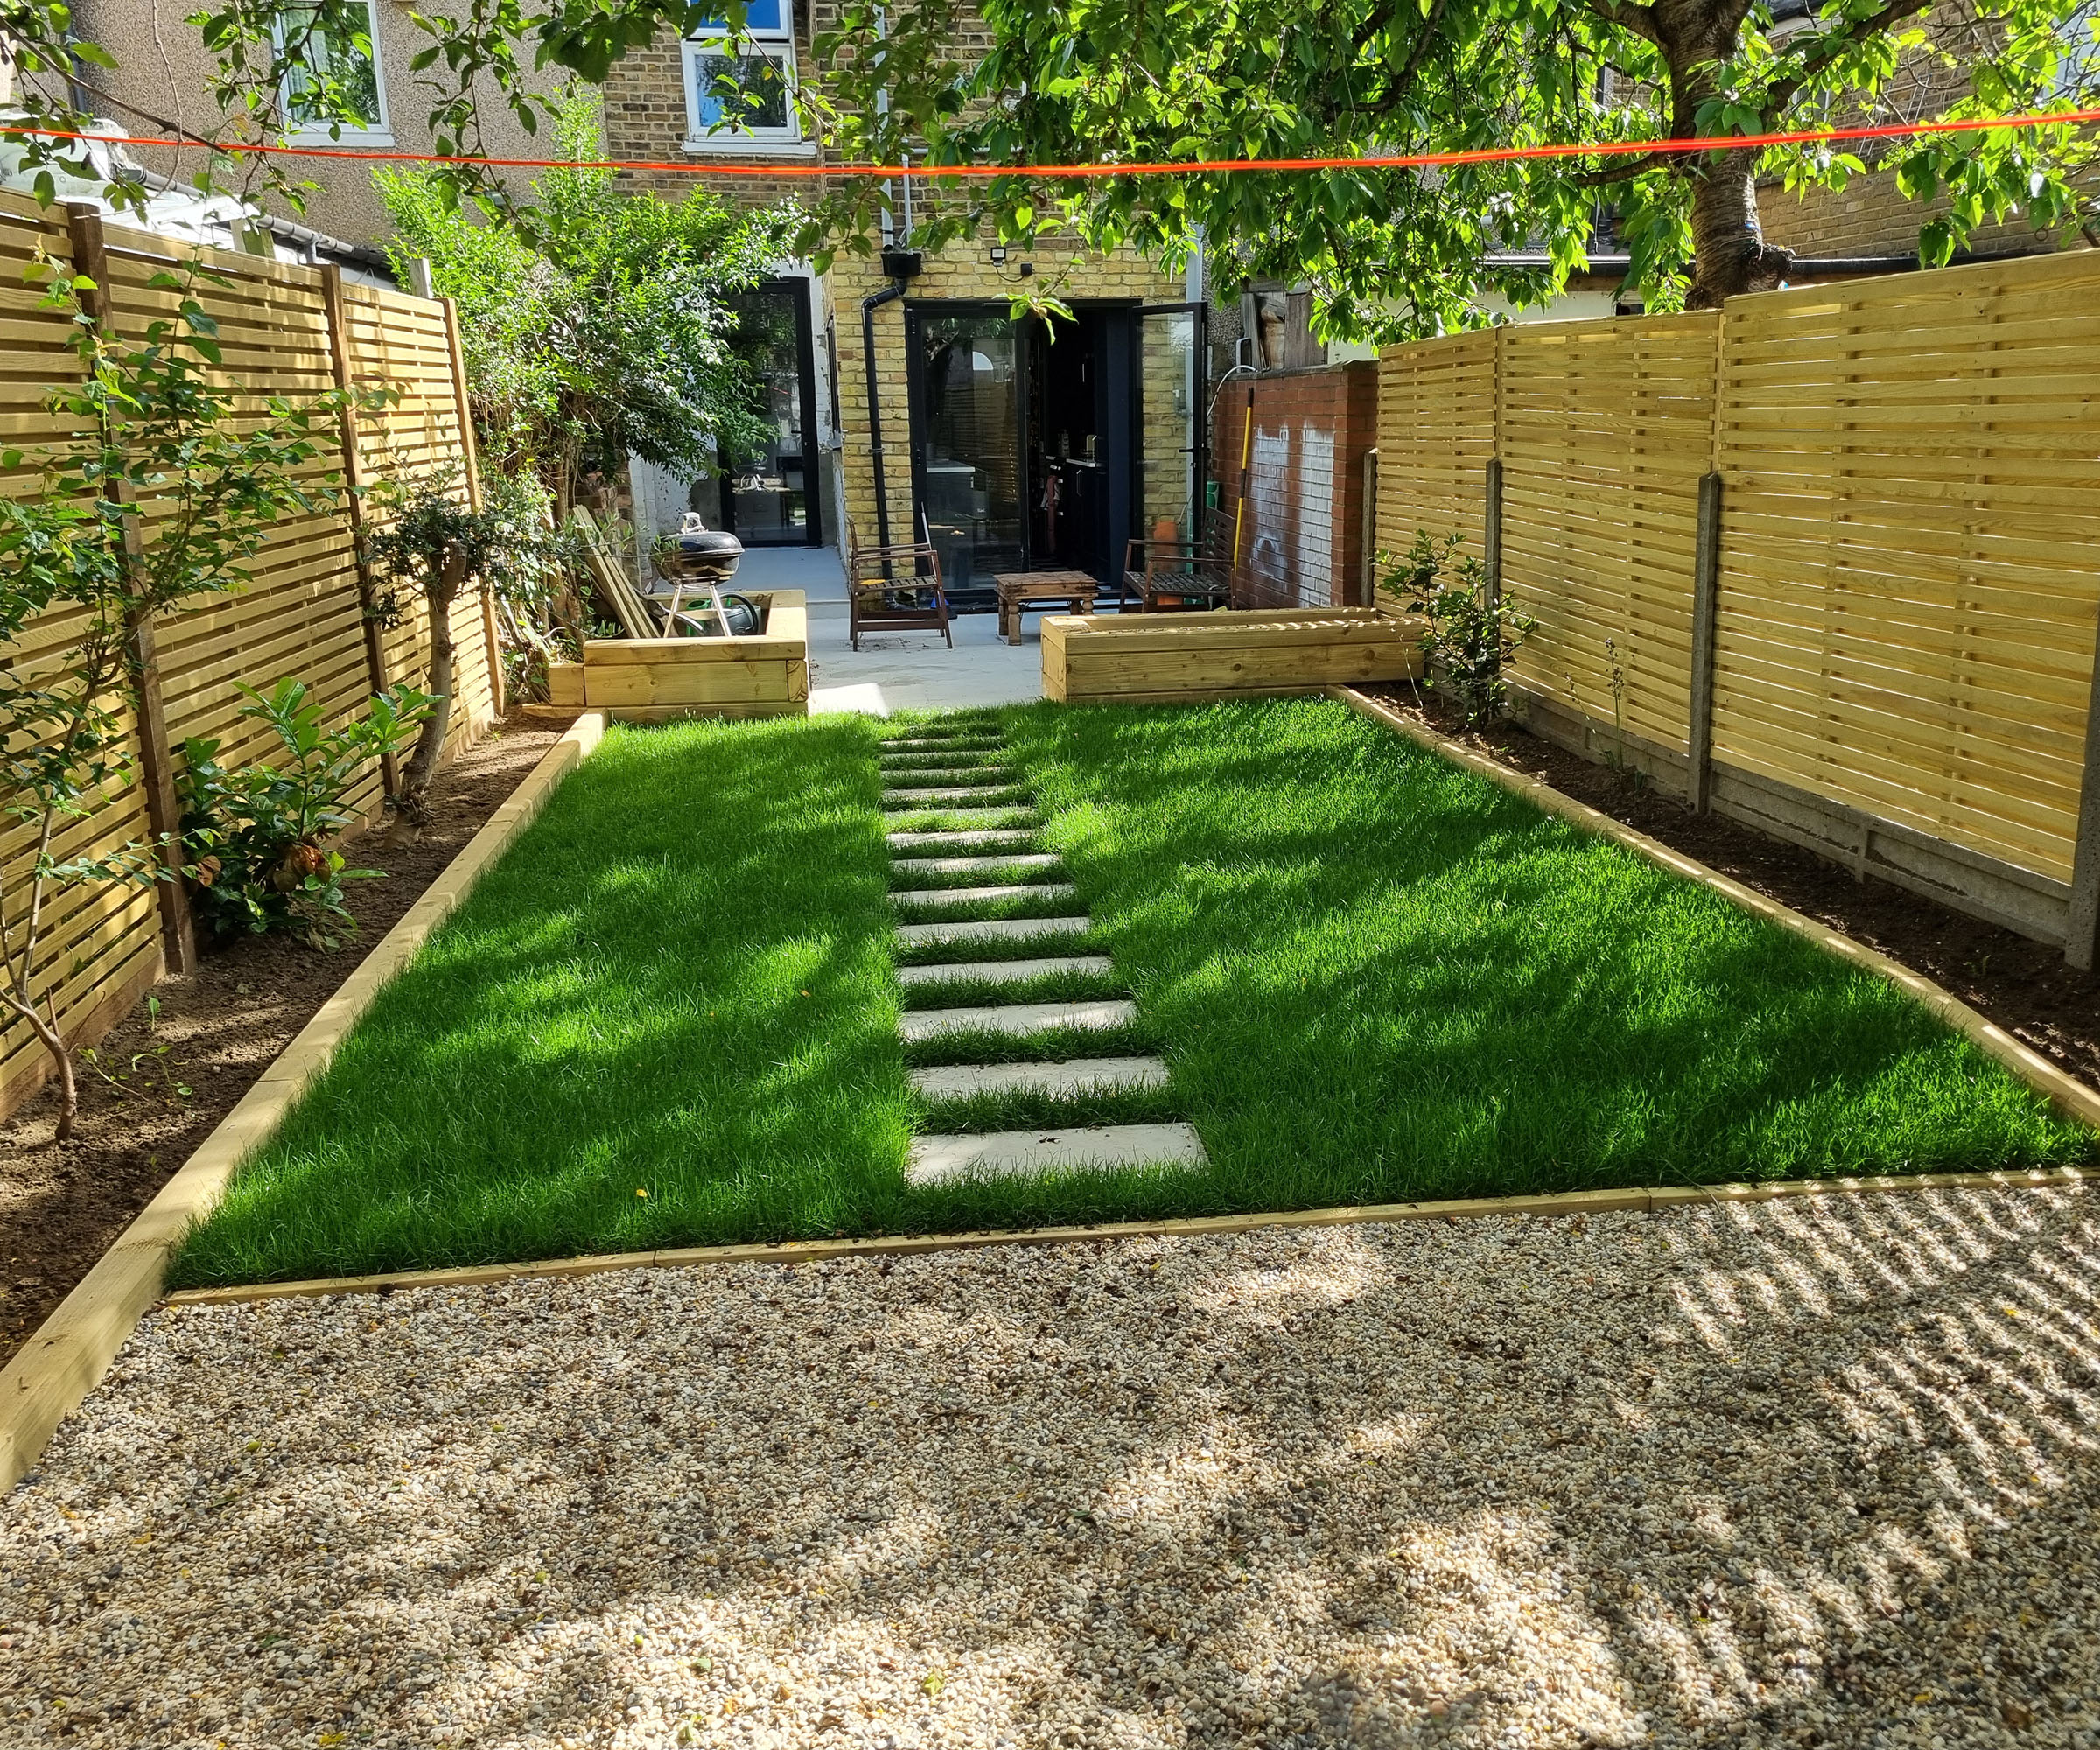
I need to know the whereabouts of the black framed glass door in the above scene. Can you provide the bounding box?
[1135,302,1208,550]
[721,279,822,546]
[906,306,1027,599]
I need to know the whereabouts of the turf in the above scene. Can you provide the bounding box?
[169,716,918,1285]
[993,696,2091,1207]
[172,696,2092,1287]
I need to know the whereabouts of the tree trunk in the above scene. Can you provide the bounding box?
[1651,0,1796,308]
[401,556,462,803]
[1685,149,1794,308]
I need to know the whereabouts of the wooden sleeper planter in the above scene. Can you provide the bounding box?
[1041,606,1428,704]
[545,590,808,723]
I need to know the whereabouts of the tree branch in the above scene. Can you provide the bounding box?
[1567,149,1672,186]
[1761,0,1935,117]
[1568,0,1664,50]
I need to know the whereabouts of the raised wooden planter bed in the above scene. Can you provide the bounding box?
[1041,606,1427,704]
[546,590,808,723]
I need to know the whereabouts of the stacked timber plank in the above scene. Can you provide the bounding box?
[1040,607,1426,705]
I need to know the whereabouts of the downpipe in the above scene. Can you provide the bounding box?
[861,280,906,555]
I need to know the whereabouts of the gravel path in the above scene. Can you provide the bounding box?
[4,1186,2099,1749]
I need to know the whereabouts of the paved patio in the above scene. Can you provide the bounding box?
[735,547,1046,716]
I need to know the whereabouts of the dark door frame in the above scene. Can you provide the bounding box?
[1133,301,1211,550]
[720,276,822,548]
[905,297,1170,587]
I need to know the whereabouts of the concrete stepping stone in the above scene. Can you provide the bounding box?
[890,882,1075,908]
[882,786,1020,805]
[891,851,1062,877]
[896,954,1114,987]
[885,829,1038,850]
[882,738,1005,753]
[907,1124,1207,1185]
[899,998,1135,1042]
[909,1056,1170,1100]
[897,915,1091,947]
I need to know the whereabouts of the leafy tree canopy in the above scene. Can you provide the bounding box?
[375,93,797,512]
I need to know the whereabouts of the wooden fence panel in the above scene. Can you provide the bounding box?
[1374,328,1497,568]
[1710,251,2100,886]
[0,200,486,1120]
[0,199,169,1112]
[1502,313,1716,758]
[101,237,383,820]
[342,283,495,748]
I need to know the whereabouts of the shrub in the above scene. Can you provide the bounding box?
[1377,529,1537,728]
[179,679,433,949]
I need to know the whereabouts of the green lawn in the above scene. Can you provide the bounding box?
[170,697,2091,1286]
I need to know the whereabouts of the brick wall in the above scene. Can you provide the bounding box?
[1753,0,2098,263]
[827,242,1190,564]
[1211,363,1379,610]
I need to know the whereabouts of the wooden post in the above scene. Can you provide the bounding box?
[1483,458,1503,612]
[66,203,195,974]
[1686,470,1724,815]
[319,264,401,800]
[441,294,504,720]
[2062,612,2100,970]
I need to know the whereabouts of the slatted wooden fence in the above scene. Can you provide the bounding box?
[0,192,495,1119]
[1376,248,2100,960]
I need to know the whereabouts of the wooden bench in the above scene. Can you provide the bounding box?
[1123,536,1232,614]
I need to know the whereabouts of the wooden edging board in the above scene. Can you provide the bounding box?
[162,1164,2092,1307]
[1330,684,2100,1130]
[0,713,608,1494]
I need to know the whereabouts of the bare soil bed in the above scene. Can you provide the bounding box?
[1361,685,2100,1094]
[0,720,567,1368]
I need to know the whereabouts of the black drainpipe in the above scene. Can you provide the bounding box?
[861,281,906,555]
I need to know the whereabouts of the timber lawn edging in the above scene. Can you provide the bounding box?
[1331,685,2100,1133]
[0,713,608,1495]
[158,1166,2094,1308]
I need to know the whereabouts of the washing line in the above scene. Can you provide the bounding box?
[4,105,2096,179]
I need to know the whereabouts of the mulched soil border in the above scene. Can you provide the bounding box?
[0,715,606,1495]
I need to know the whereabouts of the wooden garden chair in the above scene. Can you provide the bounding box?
[1123,535,1232,614]
[847,521,953,652]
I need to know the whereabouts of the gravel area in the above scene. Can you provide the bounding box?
[4,1186,2100,1749]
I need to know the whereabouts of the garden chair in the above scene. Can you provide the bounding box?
[847,521,953,651]
[1122,534,1232,614]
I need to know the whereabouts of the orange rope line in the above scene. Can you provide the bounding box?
[4,106,2096,178]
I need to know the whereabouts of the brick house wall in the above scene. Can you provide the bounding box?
[1754,0,2097,263]
[1210,363,1380,610]
[598,3,1203,568]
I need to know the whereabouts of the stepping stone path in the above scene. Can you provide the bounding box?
[880,713,1207,1187]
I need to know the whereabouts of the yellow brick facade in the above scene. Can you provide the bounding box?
[599,4,1198,566]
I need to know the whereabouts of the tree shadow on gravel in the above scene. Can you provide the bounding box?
[8,1185,2100,1748]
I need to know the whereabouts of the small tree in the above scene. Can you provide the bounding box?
[364,470,533,805]
[0,254,362,1138]
[374,90,794,519]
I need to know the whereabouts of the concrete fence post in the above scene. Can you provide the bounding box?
[1483,458,1503,612]
[1686,471,1725,815]
[2062,612,2100,969]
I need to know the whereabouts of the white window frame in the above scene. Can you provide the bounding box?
[682,0,814,157]
[276,0,394,146]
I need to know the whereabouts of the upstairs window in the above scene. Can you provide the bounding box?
[683,0,803,150]
[278,0,391,143]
